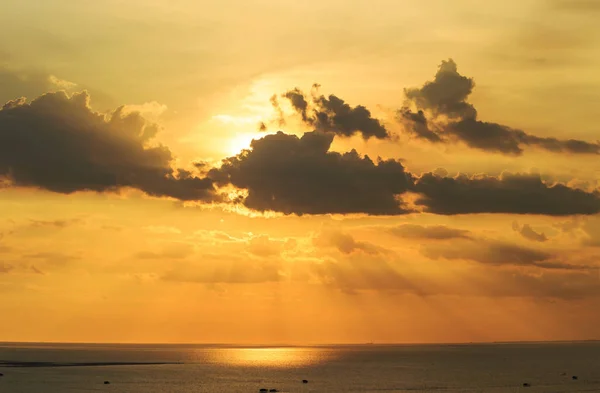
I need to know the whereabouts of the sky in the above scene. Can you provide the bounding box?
[1,0,600,344]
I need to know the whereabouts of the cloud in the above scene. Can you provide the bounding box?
[512,222,548,242]
[312,253,417,294]
[29,218,82,228]
[422,240,588,271]
[423,240,549,265]
[413,172,600,216]
[143,226,182,235]
[551,0,600,12]
[207,130,600,216]
[247,235,282,257]
[0,91,218,201]
[30,265,45,275]
[404,59,477,120]
[493,270,600,300]
[400,59,600,155]
[0,262,13,274]
[24,252,81,268]
[397,108,442,142]
[388,224,472,240]
[314,230,387,255]
[312,245,600,299]
[161,254,282,284]
[0,67,77,105]
[135,243,195,260]
[208,131,413,215]
[48,75,77,90]
[278,86,389,139]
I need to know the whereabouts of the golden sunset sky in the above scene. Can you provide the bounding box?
[1,0,600,344]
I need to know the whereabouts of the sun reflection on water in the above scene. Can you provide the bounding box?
[208,347,334,368]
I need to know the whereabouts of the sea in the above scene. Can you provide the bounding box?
[0,342,599,392]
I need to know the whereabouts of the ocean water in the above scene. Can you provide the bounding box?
[0,342,599,392]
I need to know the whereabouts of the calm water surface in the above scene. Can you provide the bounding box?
[1,342,599,392]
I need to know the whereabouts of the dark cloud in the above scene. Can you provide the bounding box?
[279,87,389,139]
[207,129,600,216]
[397,108,442,142]
[208,131,413,215]
[413,172,600,216]
[0,262,13,274]
[404,59,477,120]
[401,59,600,155]
[388,224,472,240]
[283,88,310,123]
[422,240,586,271]
[449,118,600,155]
[423,240,549,265]
[513,222,548,242]
[0,91,217,201]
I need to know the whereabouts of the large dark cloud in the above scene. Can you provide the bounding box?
[413,172,600,216]
[207,128,600,216]
[278,86,389,139]
[208,130,413,215]
[0,91,217,201]
[400,59,600,155]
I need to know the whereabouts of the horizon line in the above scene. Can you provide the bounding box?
[2,339,599,347]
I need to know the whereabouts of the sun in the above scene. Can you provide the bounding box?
[226,131,263,156]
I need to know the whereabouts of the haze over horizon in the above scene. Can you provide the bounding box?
[2,0,600,345]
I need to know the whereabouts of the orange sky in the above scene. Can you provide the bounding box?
[1,0,600,344]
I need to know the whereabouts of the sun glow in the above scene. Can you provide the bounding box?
[225,131,263,156]
[207,347,335,368]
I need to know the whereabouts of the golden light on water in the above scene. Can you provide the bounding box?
[208,347,335,368]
